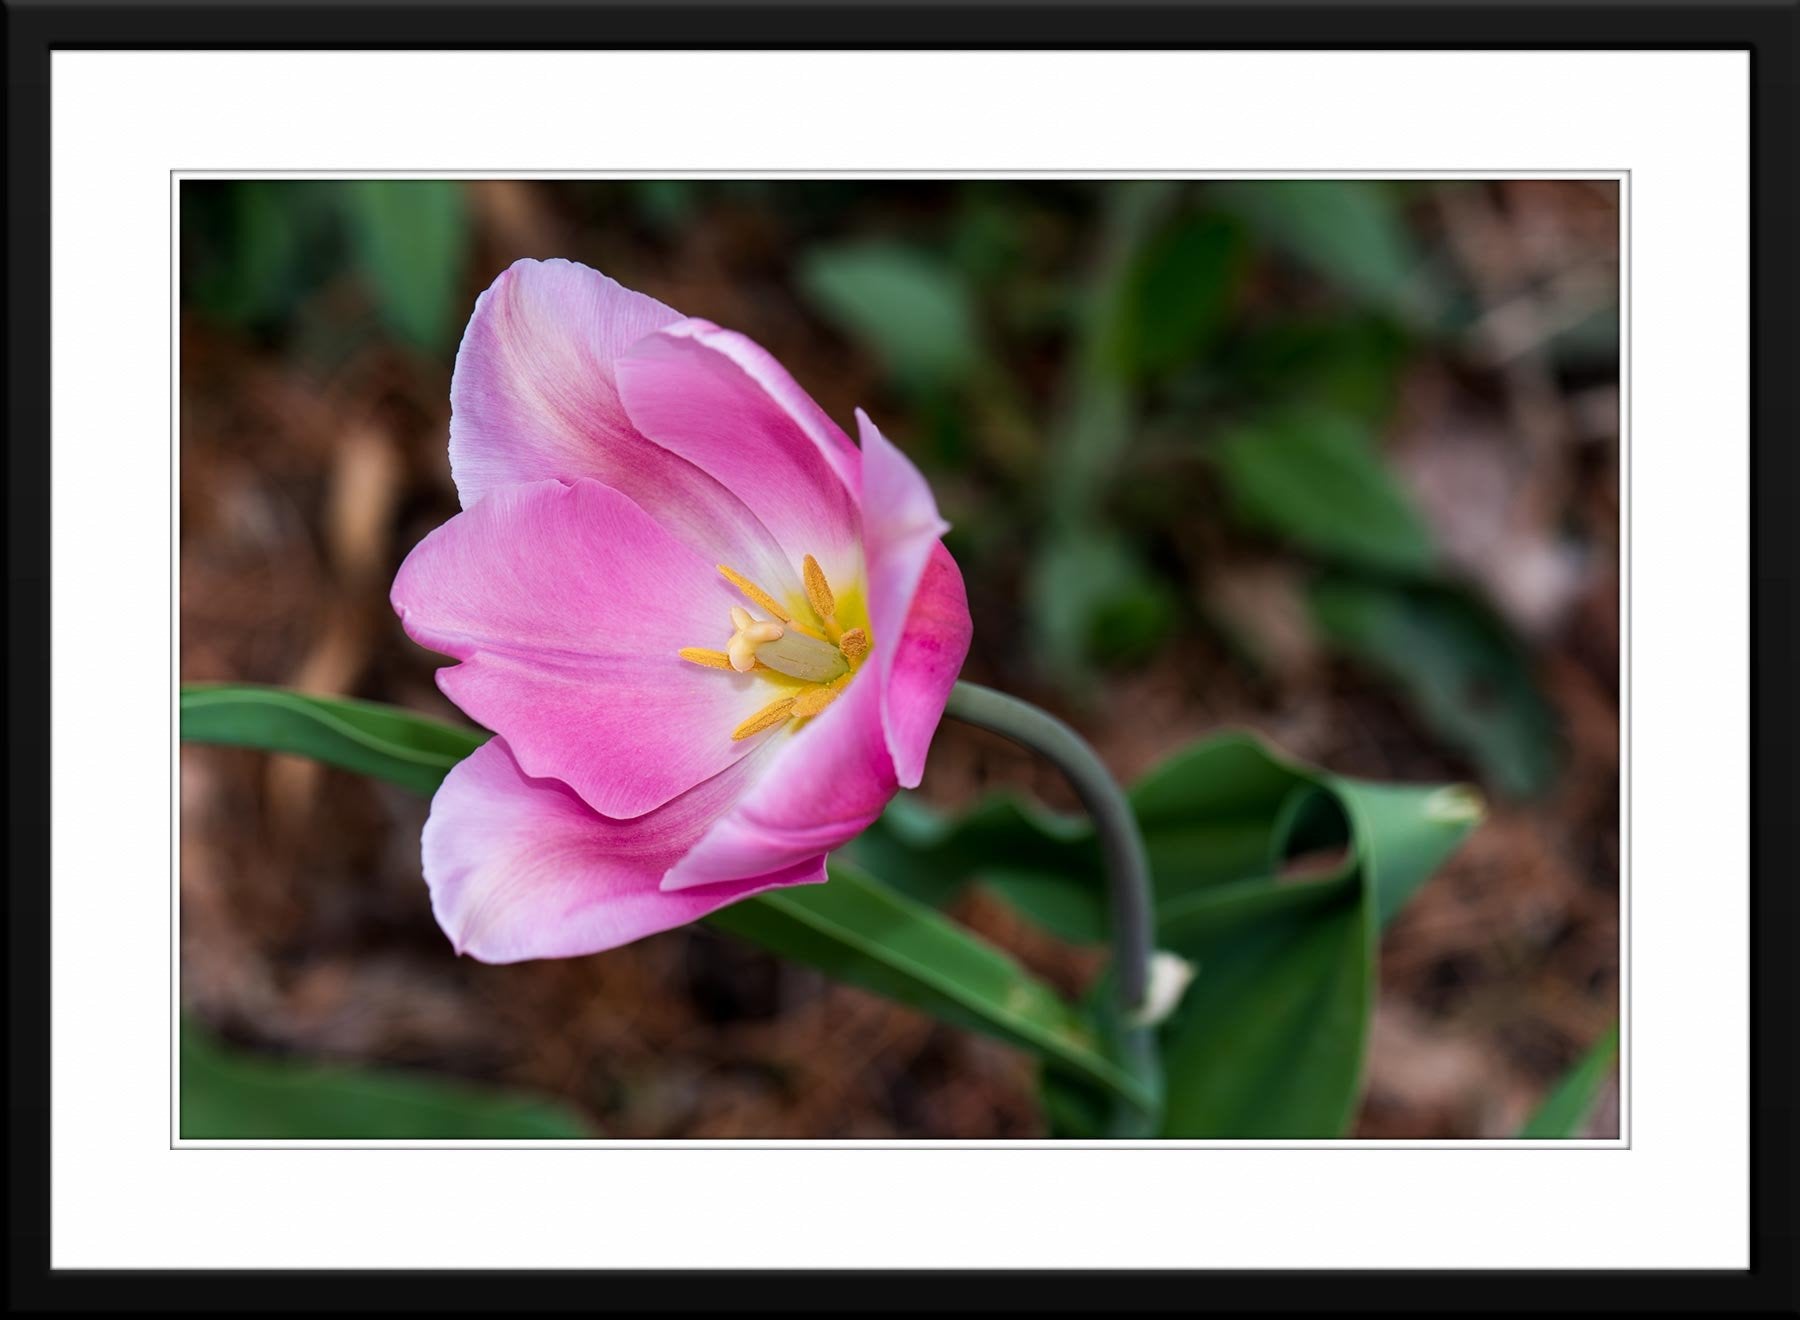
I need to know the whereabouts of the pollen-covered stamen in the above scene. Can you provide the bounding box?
[732,695,796,741]
[717,564,790,623]
[726,607,785,673]
[791,674,850,719]
[838,627,870,668]
[685,554,872,737]
[677,647,736,671]
[802,554,841,641]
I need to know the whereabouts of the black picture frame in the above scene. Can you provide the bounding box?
[7,2,1794,1311]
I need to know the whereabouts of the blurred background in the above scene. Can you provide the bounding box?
[180,178,1620,1138]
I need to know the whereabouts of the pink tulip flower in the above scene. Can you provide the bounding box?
[391,259,972,961]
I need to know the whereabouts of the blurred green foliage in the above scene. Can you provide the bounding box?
[1211,408,1436,575]
[184,179,469,352]
[1311,577,1558,798]
[800,241,983,390]
[181,1019,591,1139]
[1104,210,1248,381]
[1212,179,1436,322]
[339,180,471,351]
[1517,1022,1619,1139]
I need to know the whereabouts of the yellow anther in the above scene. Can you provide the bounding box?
[790,677,848,719]
[838,627,870,667]
[802,554,839,639]
[718,564,790,623]
[731,695,796,741]
[681,646,776,675]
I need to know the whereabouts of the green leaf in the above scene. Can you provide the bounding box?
[844,791,1096,920]
[798,241,982,388]
[181,1020,591,1139]
[1026,183,1187,692]
[1040,966,1165,1140]
[708,861,1155,1115]
[1309,577,1560,797]
[1131,734,1323,902]
[183,181,346,330]
[849,731,1481,1136]
[184,182,303,326]
[630,178,702,232]
[180,683,487,796]
[1211,408,1437,575]
[339,180,470,351]
[1026,526,1176,685]
[179,685,1154,1119]
[854,733,1340,944]
[1154,740,1481,1136]
[1155,876,1368,1137]
[1330,778,1487,926]
[1049,180,1179,507]
[1214,180,1428,320]
[1519,1024,1619,1138]
[1226,315,1410,424]
[1106,211,1248,381]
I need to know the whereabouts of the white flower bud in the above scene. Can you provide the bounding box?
[1130,951,1198,1027]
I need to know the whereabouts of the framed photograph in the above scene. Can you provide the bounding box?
[9,2,1792,1309]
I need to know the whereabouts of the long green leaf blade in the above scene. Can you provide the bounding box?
[1310,576,1559,797]
[181,683,486,795]
[1519,1023,1619,1138]
[339,180,471,352]
[179,684,1153,1117]
[181,1021,592,1139]
[709,862,1155,1113]
[1212,179,1430,321]
[1211,409,1437,576]
[1154,878,1368,1137]
[799,241,982,389]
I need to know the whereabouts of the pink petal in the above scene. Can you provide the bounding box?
[857,410,971,788]
[882,542,973,788]
[423,738,825,962]
[449,259,799,600]
[392,478,803,820]
[615,319,864,585]
[660,666,896,891]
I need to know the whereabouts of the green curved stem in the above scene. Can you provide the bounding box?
[942,681,1154,1013]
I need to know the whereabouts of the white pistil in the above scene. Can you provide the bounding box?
[754,629,851,683]
[727,606,785,673]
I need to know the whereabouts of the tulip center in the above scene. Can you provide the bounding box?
[678,555,871,741]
